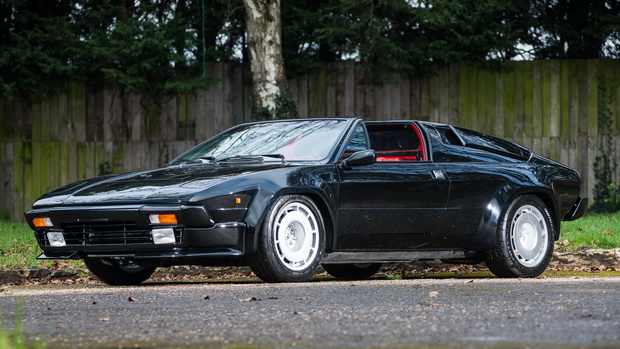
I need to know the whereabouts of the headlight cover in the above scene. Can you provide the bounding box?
[204,192,254,222]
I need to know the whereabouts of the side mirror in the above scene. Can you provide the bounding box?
[338,150,376,170]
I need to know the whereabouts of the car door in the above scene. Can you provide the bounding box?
[335,122,450,250]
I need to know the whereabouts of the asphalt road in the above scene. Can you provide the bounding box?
[1,276,620,348]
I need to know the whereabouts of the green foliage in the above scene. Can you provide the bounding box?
[1,0,618,97]
[286,0,534,81]
[0,1,220,100]
[385,273,403,280]
[603,183,620,212]
[282,0,620,80]
[526,0,620,59]
[272,86,299,120]
[0,1,80,97]
[98,161,112,176]
[85,3,216,98]
[591,76,618,213]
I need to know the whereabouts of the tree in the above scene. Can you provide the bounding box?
[1,0,619,100]
[526,0,620,59]
[0,0,80,97]
[302,0,532,80]
[243,0,297,119]
[78,0,215,99]
[0,0,220,99]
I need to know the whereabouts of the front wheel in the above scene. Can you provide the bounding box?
[249,195,326,283]
[84,258,156,285]
[485,195,554,278]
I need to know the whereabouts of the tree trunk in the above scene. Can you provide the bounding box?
[243,0,286,119]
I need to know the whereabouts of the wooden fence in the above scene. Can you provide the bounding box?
[1,60,619,220]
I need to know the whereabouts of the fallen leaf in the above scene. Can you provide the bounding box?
[431,303,441,307]
[465,279,474,284]
[428,291,439,298]
[562,239,570,246]
[268,297,279,300]
[204,296,210,300]
[297,297,310,300]
[239,297,261,302]
[99,318,110,322]
[128,297,137,302]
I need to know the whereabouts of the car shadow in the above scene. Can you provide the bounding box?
[137,270,499,287]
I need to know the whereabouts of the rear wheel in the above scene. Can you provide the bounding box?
[84,258,156,285]
[485,195,554,278]
[322,263,382,280]
[249,195,325,283]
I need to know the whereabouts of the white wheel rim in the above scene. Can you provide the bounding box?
[273,202,319,271]
[509,204,549,267]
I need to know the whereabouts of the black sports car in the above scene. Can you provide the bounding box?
[25,118,587,285]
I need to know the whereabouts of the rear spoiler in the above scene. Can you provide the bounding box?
[563,197,588,221]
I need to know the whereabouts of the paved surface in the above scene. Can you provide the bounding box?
[1,277,620,348]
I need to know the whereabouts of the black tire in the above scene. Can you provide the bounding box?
[249,195,326,283]
[322,263,382,280]
[84,258,156,285]
[485,195,555,278]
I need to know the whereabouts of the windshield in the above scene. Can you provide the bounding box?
[171,119,350,164]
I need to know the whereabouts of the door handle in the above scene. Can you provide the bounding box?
[430,170,446,180]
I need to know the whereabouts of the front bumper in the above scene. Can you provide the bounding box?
[25,205,247,261]
[38,246,243,261]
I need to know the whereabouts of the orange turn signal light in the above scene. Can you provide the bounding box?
[235,198,242,204]
[149,214,178,224]
[33,217,53,227]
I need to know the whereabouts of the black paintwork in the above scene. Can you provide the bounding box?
[25,118,587,266]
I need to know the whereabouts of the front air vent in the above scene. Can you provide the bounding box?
[36,221,183,246]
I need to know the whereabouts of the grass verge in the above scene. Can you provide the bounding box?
[0,221,82,270]
[0,211,618,270]
[558,211,620,250]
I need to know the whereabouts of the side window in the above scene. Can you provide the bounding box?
[343,124,369,156]
[367,123,426,161]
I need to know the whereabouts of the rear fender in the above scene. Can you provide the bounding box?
[463,188,557,251]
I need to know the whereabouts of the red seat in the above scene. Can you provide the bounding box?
[376,155,418,162]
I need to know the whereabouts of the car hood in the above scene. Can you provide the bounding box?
[32,163,287,208]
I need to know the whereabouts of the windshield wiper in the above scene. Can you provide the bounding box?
[261,153,286,161]
[217,154,285,162]
[173,156,217,165]
[199,156,217,162]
